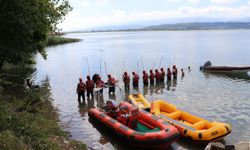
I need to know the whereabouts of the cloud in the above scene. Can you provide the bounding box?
[70,0,90,7]
[60,5,250,31]
[164,0,200,4]
[96,0,109,5]
[187,0,200,4]
[210,0,237,4]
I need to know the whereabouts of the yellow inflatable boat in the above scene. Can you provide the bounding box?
[151,100,232,143]
[128,94,151,110]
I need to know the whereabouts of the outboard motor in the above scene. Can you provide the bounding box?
[200,61,212,70]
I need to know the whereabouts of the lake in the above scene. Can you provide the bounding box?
[34,30,250,149]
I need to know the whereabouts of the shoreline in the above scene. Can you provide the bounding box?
[0,67,86,150]
[47,35,81,46]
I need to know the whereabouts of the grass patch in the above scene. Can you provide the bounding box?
[47,35,80,46]
[0,71,87,150]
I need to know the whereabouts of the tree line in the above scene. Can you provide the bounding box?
[0,0,72,69]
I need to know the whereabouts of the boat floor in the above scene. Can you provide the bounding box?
[135,122,160,132]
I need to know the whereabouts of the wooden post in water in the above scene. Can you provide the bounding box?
[141,56,144,71]
[158,56,164,68]
[104,61,108,77]
[86,58,90,76]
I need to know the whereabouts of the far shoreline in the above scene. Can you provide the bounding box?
[63,28,250,35]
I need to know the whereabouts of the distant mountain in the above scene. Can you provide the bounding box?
[141,22,250,31]
[90,25,146,31]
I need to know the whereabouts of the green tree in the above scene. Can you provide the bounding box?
[0,0,72,69]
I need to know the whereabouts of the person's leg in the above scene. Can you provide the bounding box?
[91,90,94,98]
[109,87,111,95]
[82,92,85,103]
[100,89,103,95]
[78,93,81,104]
[87,91,90,98]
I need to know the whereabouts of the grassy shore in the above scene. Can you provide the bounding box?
[0,70,86,150]
[47,35,81,46]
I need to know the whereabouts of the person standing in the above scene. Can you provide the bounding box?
[123,72,130,91]
[167,68,172,81]
[132,72,139,89]
[96,76,104,95]
[149,69,155,85]
[107,74,116,95]
[86,75,94,99]
[160,68,165,82]
[172,65,178,79]
[155,69,161,84]
[142,70,149,86]
[76,78,86,104]
[181,68,185,77]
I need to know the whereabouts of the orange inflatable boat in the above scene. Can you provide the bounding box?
[88,101,179,148]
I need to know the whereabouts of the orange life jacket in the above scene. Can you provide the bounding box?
[108,77,116,85]
[149,73,154,81]
[155,72,161,80]
[161,71,165,80]
[123,75,130,84]
[78,82,86,92]
[167,70,172,79]
[143,73,148,83]
[96,80,104,88]
[86,80,94,90]
[133,74,139,84]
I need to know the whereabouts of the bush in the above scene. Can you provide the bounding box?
[0,73,86,150]
[47,36,80,46]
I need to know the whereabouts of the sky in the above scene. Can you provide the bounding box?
[59,0,250,31]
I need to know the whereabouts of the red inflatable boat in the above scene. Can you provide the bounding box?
[88,101,179,148]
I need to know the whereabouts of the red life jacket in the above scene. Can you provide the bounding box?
[123,75,130,84]
[108,77,116,85]
[161,71,165,80]
[149,73,154,81]
[78,82,86,92]
[86,80,94,90]
[167,70,172,79]
[155,72,161,80]
[133,74,139,84]
[96,80,104,88]
[143,73,148,83]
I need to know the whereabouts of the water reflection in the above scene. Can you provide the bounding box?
[0,67,37,97]
[143,86,148,95]
[78,99,95,117]
[202,72,250,82]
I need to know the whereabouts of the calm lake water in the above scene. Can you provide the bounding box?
[34,30,250,150]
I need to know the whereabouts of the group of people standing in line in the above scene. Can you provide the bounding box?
[76,74,117,104]
[122,65,185,91]
[76,65,189,104]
